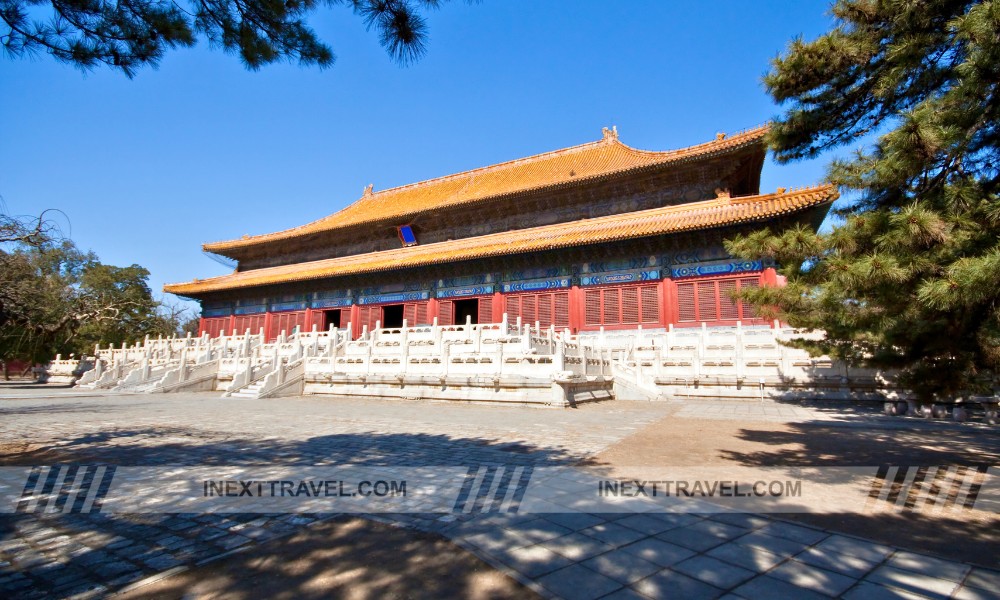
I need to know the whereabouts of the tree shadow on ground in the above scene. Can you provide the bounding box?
[721,421,1000,467]
[119,515,531,600]
[0,427,603,467]
[593,410,1000,570]
[722,420,1000,569]
[0,428,595,598]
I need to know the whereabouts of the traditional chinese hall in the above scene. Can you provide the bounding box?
[165,126,835,341]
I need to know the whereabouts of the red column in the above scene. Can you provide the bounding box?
[762,267,780,327]
[263,311,274,342]
[492,292,504,324]
[568,285,583,333]
[348,305,361,339]
[197,317,206,336]
[663,279,677,327]
[427,298,439,325]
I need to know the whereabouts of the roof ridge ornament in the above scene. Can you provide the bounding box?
[363,183,374,197]
[715,187,731,199]
[601,125,618,142]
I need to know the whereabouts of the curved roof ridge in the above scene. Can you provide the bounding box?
[612,124,769,159]
[203,125,770,253]
[366,137,609,198]
[359,124,768,198]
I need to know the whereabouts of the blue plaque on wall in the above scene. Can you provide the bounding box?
[506,266,569,282]
[311,298,353,309]
[358,291,430,305]
[671,260,763,279]
[437,285,494,299]
[269,300,308,312]
[580,269,661,286]
[501,278,571,293]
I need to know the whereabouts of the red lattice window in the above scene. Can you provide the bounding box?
[601,289,618,324]
[504,296,519,322]
[269,310,307,340]
[676,284,697,322]
[697,282,718,321]
[739,277,759,317]
[522,295,536,324]
[553,293,569,328]
[233,314,266,336]
[538,295,552,327]
[640,285,660,323]
[583,284,661,326]
[622,287,639,324]
[585,290,602,326]
[505,292,569,329]
[718,279,739,320]
[200,317,228,338]
[675,276,762,323]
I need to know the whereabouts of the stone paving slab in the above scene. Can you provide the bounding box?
[537,562,624,600]
[767,558,858,596]
[580,550,662,585]
[953,584,1000,600]
[672,554,756,589]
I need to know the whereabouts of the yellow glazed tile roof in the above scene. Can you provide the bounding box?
[166,185,836,296]
[203,126,769,254]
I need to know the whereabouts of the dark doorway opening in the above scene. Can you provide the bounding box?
[381,304,404,328]
[453,299,479,325]
[323,309,342,329]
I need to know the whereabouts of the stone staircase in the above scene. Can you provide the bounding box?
[229,379,267,399]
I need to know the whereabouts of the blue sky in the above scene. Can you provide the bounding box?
[0,1,843,313]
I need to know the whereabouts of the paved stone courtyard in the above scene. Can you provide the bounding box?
[1,386,998,599]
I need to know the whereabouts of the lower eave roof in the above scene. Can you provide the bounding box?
[165,185,836,297]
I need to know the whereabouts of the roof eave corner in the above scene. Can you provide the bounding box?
[201,242,241,260]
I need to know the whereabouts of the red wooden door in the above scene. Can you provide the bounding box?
[357,306,381,333]
[437,297,494,325]
[402,301,430,325]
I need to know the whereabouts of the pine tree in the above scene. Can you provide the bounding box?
[726,0,1000,401]
[1,0,449,77]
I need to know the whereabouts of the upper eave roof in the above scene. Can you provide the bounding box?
[166,184,836,297]
[203,125,769,255]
